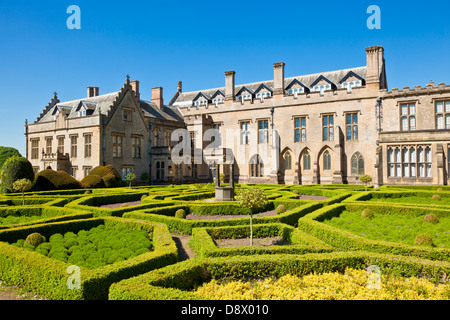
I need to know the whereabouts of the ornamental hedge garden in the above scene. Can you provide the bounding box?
[0,183,448,300]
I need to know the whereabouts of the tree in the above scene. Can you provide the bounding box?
[359,174,373,191]
[0,146,21,171]
[235,187,268,246]
[0,156,34,194]
[13,178,32,205]
[125,172,137,187]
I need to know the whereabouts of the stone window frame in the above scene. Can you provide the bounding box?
[112,133,124,158]
[45,136,53,155]
[122,107,133,122]
[239,120,251,145]
[132,134,142,159]
[70,134,78,158]
[434,99,450,130]
[257,119,269,145]
[83,133,93,158]
[387,145,432,178]
[323,150,332,171]
[293,116,307,143]
[321,113,335,142]
[57,135,65,154]
[351,152,365,176]
[30,138,40,159]
[398,101,417,131]
[345,112,359,141]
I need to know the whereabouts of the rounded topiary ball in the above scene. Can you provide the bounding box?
[424,213,439,224]
[84,190,92,195]
[141,194,148,201]
[414,234,434,247]
[276,204,286,214]
[24,233,45,248]
[361,209,374,219]
[175,209,186,219]
[437,188,443,192]
[432,194,441,201]
[292,189,299,195]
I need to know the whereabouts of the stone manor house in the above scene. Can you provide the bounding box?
[25,46,450,186]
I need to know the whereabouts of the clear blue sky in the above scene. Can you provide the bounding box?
[1,0,449,155]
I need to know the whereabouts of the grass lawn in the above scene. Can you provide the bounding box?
[323,210,450,248]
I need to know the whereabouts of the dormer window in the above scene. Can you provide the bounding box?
[79,109,86,117]
[313,84,331,94]
[237,94,252,103]
[256,92,271,101]
[287,87,304,97]
[194,99,208,108]
[213,97,224,105]
[341,80,362,92]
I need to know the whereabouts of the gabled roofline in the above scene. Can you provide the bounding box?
[285,79,309,90]
[210,90,225,99]
[310,75,337,87]
[236,86,254,96]
[192,92,212,102]
[339,71,366,84]
[254,83,273,94]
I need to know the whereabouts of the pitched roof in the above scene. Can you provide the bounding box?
[37,91,120,123]
[140,100,184,122]
[170,66,367,106]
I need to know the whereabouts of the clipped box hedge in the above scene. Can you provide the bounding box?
[109,251,450,300]
[0,217,178,300]
[0,206,93,230]
[190,223,333,258]
[297,203,450,262]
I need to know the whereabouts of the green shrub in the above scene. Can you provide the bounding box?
[81,174,105,189]
[361,209,374,219]
[235,188,269,212]
[276,204,286,214]
[141,195,148,201]
[292,189,299,195]
[175,209,187,219]
[424,213,439,224]
[89,165,122,188]
[24,232,45,247]
[1,156,34,194]
[414,234,434,247]
[33,169,82,191]
[432,195,442,201]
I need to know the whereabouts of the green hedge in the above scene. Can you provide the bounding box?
[190,223,333,258]
[0,206,93,230]
[0,217,178,300]
[297,203,450,262]
[109,251,450,300]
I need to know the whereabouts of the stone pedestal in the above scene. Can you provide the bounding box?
[215,186,235,202]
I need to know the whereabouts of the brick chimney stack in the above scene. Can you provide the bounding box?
[151,87,164,109]
[366,46,385,89]
[177,81,182,93]
[87,87,99,97]
[225,71,235,101]
[273,62,285,95]
[130,80,140,101]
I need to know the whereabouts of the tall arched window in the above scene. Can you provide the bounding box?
[250,155,264,177]
[323,151,332,171]
[351,152,365,176]
[284,152,292,171]
[303,151,311,171]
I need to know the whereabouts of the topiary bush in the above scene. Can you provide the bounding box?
[0,156,34,194]
[24,233,45,248]
[33,169,82,191]
[81,174,105,189]
[276,204,286,214]
[423,213,439,225]
[361,209,374,219]
[175,209,187,219]
[432,195,442,201]
[89,165,123,188]
[414,234,434,247]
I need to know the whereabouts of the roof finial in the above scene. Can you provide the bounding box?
[53,91,58,99]
[126,74,130,84]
